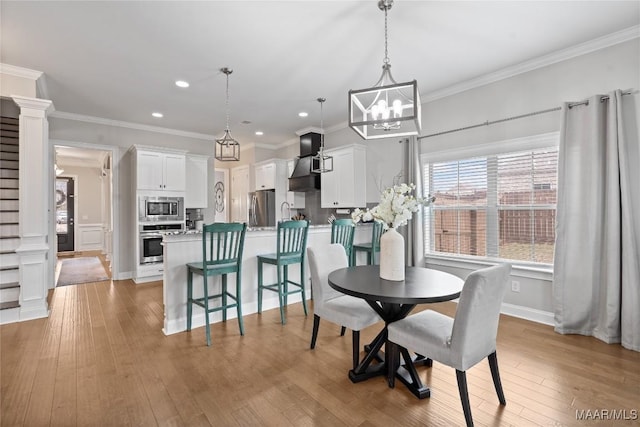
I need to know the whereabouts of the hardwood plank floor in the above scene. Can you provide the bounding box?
[1,278,639,426]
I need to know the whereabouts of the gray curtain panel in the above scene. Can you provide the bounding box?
[401,136,425,267]
[553,90,640,351]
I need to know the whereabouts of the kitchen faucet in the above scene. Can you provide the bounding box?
[280,201,291,223]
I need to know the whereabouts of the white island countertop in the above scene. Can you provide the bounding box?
[161,223,372,335]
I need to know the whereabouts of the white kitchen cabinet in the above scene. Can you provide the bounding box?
[185,155,209,208]
[286,191,305,209]
[231,165,250,222]
[136,149,186,192]
[321,145,366,208]
[286,159,305,209]
[254,162,277,190]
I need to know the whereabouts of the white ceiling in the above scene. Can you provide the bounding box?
[2,1,639,146]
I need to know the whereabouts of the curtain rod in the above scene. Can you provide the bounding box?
[566,89,633,108]
[418,90,634,140]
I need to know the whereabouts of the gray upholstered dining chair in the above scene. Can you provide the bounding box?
[307,244,381,370]
[387,263,512,427]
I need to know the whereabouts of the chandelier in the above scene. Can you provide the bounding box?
[348,0,421,140]
[311,98,333,173]
[215,67,240,161]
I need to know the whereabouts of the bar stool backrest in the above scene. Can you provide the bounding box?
[201,222,247,273]
[276,220,309,261]
[371,220,384,250]
[331,219,355,257]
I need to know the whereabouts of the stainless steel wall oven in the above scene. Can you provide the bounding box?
[139,223,183,264]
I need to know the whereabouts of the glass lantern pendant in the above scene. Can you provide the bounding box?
[348,0,421,140]
[215,67,240,162]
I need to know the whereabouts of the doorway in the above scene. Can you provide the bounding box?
[53,144,115,287]
[56,176,75,252]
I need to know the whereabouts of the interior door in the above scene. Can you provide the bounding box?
[56,177,75,252]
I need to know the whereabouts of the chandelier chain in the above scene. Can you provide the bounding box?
[317,97,326,149]
[383,5,389,65]
[224,72,230,131]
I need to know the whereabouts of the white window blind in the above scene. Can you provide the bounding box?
[424,146,558,265]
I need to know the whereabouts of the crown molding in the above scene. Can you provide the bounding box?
[421,25,640,103]
[277,136,300,150]
[36,75,50,100]
[49,111,215,141]
[295,126,323,136]
[11,96,55,114]
[0,63,43,80]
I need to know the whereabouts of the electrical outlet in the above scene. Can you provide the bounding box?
[511,281,521,293]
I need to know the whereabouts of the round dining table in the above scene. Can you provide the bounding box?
[328,265,464,399]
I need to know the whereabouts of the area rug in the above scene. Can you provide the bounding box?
[57,256,109,286]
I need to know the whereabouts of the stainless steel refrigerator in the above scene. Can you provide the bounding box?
[248,190,276,227]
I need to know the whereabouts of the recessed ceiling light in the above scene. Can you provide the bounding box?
[175,80,190,88]
[152,112,163,118]
[255,131,264,136]
[298,112,308,117]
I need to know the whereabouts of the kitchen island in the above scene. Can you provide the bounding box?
[161,223,373,335]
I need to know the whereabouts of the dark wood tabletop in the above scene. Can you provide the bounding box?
[328,265,463,305]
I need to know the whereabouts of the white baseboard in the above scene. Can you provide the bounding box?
[163,293,310,336]
[501,302,554,326]
[114,271,133,281]
[0,306,20,324]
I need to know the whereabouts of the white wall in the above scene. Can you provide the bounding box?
[420,39,640,152]
[59,165,102,224]
[418,39,639,319]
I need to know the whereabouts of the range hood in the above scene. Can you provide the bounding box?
[288,132,321,192]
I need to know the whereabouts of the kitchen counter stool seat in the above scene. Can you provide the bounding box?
[257,220,310,325]
[187,222,247,346]
[352,220,384,265]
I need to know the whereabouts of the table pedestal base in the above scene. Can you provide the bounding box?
[392,349,432,399]
[348,326,433,399]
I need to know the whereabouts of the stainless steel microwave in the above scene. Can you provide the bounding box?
[139,196,184,222]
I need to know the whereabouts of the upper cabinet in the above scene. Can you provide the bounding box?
[135,148,186,192]
[321,145,366,208]
[254,162,277,190]
[185,155,209,208]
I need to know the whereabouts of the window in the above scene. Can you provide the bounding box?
[423,138,558,265]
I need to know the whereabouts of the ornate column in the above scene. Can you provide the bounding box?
[12,96,54,321]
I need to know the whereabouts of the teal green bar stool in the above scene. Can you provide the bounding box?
[331,219,356,267]
[352,220,384,266]
[257,220,310,325]
[187,222,247,346]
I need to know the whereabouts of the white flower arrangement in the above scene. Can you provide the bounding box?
[351,183,434,230]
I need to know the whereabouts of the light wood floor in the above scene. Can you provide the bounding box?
[1,278,639,427]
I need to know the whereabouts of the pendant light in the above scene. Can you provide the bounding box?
[348,0,421,140]
[215,67,240,161]
[311,98,333,173]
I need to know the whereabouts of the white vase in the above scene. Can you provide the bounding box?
[379,227,405,281]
